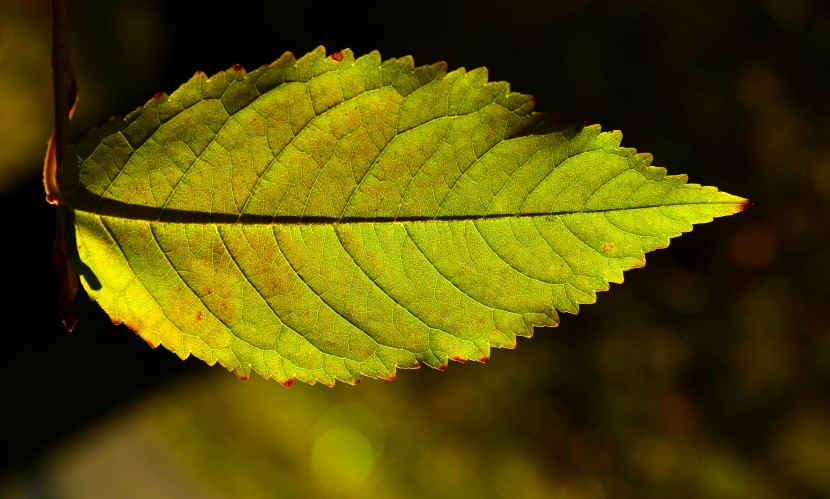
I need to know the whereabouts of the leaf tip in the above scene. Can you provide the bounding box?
[437,364,448,371]
[451,355,468,364]
[281,377,295,388]
[237,373,249,382]
[479,356,490,364]
[231,63,245,73]
[151,91,165,100]
[330,51,343,62]
[739,199,754,212]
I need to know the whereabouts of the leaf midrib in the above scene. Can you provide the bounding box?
[71,196,741,225]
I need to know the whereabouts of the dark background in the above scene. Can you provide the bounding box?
[2,0,829,497]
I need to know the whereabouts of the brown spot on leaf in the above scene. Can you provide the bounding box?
[196,310,203,322]
[331,51,343,62]
[480,356,490,364]
[602,243,615,253]
[151,91,164,100]
[437,364,448,371]
[352,376,362,385]
[232,63,244,72]
[386,373,397,381]
[238,374,249,382]
[281,378,295,388]
[452,356,467,364]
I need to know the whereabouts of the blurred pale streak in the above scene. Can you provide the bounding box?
[0,405,215,499]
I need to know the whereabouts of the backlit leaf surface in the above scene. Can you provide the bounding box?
[61,47,745,385]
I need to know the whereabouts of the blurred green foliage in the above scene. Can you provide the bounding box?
[2,0,829,498]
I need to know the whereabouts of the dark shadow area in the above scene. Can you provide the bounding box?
[0,179,207,473]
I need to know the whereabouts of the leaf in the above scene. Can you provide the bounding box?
[60,47,746,386]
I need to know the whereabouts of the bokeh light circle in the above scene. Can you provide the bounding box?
[310,426,374,491]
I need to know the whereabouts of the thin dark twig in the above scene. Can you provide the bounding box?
[45,0,76,204]
[47,0,80,330]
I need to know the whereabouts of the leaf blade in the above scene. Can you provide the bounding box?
[63,47,745,384]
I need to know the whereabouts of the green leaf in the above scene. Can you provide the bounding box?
[60,47,746,386]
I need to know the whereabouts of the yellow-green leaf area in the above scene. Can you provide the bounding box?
[61,47,745,385]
